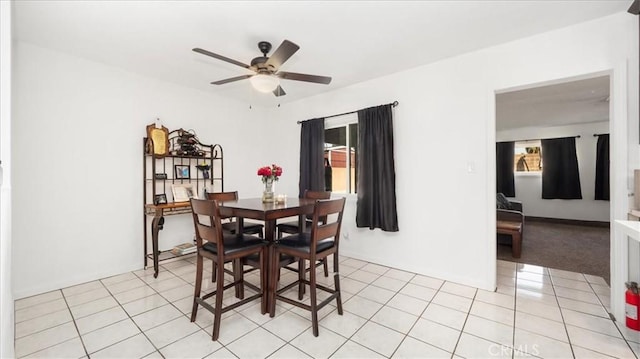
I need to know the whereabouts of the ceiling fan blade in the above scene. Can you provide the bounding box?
[265,40,300,70]
[193,48,251,69]
[211,74,253,85]
[629,0,639,14]
[273,85,286,97]
[276,71,332,85]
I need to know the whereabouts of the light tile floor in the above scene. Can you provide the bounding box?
[14,256,640,358]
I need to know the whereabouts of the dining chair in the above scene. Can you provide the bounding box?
[276,190,331,278]
[189,198,267,341]
[268,197,346,336]
[207,191,264,238]
[207,191,264,285]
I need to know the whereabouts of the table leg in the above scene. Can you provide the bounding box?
[233,217,245,299]
[150,209,164,278]
[298,214,306,233]
[233,258,244,299]
[264,219,276,314]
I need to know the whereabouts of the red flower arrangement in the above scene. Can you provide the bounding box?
[257,164,283,183]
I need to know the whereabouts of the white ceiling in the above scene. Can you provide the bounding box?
[13,0,629,113]
[496,75,611,131]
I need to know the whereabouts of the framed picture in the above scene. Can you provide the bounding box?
[154,173,168,180]
[174,165,190,179]
[145,123,169,157]
[153,194,168,205]
[172,183,198,202]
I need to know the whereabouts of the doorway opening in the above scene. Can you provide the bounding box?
[495,74,612,284]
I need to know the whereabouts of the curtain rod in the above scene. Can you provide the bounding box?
[593,133,609,137]
[297,101,399,124]
[500,135,581,143]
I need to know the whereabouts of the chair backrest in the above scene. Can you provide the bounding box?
[190,198,224,251]
[303,190,331,200]
[309,197,346,252]
[206,191,239,220]
[303,190,331,222]
[207,191,239,202]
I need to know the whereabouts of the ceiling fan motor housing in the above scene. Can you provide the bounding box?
[251,56,270,68]
[257,41,272,56]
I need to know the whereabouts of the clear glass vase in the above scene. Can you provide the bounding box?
[262,178,275,203]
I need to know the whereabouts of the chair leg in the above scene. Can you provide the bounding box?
[191,254,204,322]
[269,249,279,317]
[322,258,329,277]
[309,259,319,337]
[260,247,267,315]
[333,253,343,315]
[298,259,305,300]
[211,264,216,282]
[211,260,225,341]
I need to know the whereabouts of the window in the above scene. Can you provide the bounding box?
[324,115,358,194]
[514,140,542,173]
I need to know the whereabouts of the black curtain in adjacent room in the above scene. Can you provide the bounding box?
[356,104,399,232]
[496,141,515,197]
[299,118,325,197]
[541,137,582,199]
[595,134,610,200]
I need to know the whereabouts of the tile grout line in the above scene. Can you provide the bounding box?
[427,280,468,357]
[549,270,577,359]
[374,270,423,359]
[14,289,87,359]
[87,262,197,358]
[84,275,158,358]
[61,289,91,359]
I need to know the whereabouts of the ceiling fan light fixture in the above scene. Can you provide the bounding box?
[250,73,280,93]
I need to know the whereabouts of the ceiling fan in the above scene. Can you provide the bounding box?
[193,40,331,97]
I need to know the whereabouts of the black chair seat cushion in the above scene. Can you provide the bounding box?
[222,221,264,234]
[202,235,266,256]
[276,233,335,254]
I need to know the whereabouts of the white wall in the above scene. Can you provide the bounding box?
[0,1,14,357]
[497,121,611,222]
[12,42,269,298]
[267,12,638,290]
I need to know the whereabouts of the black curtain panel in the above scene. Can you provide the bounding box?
[299,118,325,197]
[356,104,399,232]
[496,142,515,197]
[595,134,610,201]
[541,137,582,199]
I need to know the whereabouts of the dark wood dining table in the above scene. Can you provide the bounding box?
[217,197,317,312]
[218,197,316,242]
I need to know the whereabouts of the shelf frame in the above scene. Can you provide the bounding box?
[142,128,224,277]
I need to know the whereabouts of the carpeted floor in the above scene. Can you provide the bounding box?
[497,219,610,284]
